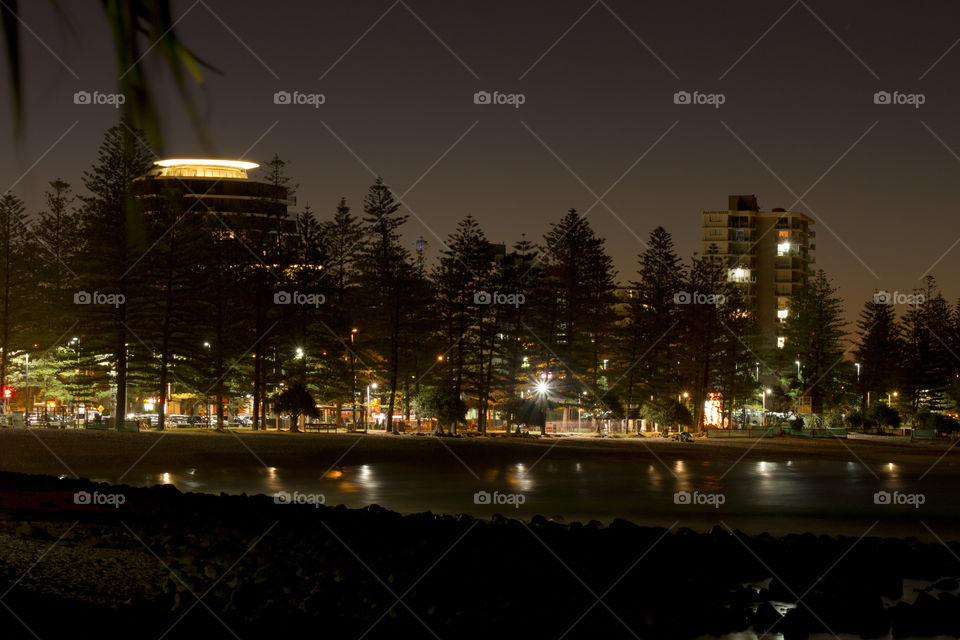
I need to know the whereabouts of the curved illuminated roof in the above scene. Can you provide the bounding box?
[154,159,259,170]
[152,158,259,179]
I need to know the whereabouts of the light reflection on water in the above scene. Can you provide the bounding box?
[112,458,958,539]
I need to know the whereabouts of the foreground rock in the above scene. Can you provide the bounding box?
[0,472,957,639]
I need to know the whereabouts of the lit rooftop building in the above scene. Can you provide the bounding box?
[133,158,295,226]
[148,158,260,179]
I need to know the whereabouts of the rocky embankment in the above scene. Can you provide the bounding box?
[0,472,957,639]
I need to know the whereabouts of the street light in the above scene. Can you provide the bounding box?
[854,362,860,382]
[295,347,304,359]
[24,353,29,421]
[350,329,358,429]
[795,360,801,378]
[761,388,772,425]
[70,337,82,422]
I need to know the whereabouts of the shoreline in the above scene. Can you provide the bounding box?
[0,470,957,639]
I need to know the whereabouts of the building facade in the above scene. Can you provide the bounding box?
[701,195,815,349]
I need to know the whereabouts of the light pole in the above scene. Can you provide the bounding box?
[24,353,29,423]
[366,382,378,430]
[676,392,688,433]
[854,362,860,383]
[350,329,357,429]
[761,388,771,426]
[795,360,801,378]
[69,337,80,420]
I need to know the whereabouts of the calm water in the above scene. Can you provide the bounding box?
[103,457,960,540]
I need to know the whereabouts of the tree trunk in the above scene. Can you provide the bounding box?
[115,309,127,431]
[158,360,167,431]
[252,350,261,431]
[216,391,225,431]
[386,291,400,434]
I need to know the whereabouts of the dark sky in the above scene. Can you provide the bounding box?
[4,0,960,327]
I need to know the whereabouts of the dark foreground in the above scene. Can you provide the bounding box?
[0,473,958,640]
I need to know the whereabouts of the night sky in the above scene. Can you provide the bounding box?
[4,0,960,326]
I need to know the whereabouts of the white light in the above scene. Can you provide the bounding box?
[535,381,549,394]
[154,158,259,170]
[777,309,788,319]
[777,242,791,256]
[370,382,378,390]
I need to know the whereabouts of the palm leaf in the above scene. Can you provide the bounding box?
[2,0,220,150]
[1,0,22,133]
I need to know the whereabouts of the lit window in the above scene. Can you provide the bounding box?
[777,242,790,256]
[777,309,788,320]
[728,267,750,283]
[777,337,785,349]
